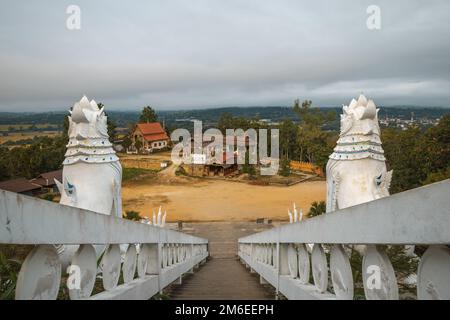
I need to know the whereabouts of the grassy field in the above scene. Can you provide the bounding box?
[0,131,60,144]
[122,167,159,181]
[119,151,172,171]
[0,124,60,131]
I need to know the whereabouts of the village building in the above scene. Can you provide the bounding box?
[30,169,63,193]
[130,122,170,153]
[184,151,239,177]
[181,134,257,177]
[0,178,42,196]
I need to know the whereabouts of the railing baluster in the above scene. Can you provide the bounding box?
[122,244,137,284]
[15,245,62,300]
[311,244,328,293]
[101,244,121,291]
[69,244,97,299]
[330,244,353,300]
[287,244,298,278]
[297,244,310,284]
[362,245,398,300]
[417,245,450,300]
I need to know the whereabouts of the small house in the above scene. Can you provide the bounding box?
[0,178,42,196]
[131,122,170,153]
[30,169,63,193]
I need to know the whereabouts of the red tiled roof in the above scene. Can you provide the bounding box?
[0,178,42,193]
[136,122,165,135]
[143,133,169,142]
[136,122,169,142]
[30,169,63,187]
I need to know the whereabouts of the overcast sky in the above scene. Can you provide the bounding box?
[0,0,449,111]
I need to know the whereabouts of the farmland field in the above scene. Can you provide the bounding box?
[0,131,60,144]
[0,124,60,131]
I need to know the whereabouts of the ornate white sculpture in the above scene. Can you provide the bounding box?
[326,95,399,299]
[56,96,122,217]
[326,94,392,212]
[55,96,122,266]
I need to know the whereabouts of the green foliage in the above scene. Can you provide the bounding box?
[293,99,336,128]
[292,100,337,169]
[124,210,142,221]
[122,167,156,181]
[423,166,450,184]
[348,247,365,299]
[217,112,268,134]
[139,106,158,123]
[0,135,66,181]
[0,245,32,300]
[0,252,21,299]
[134,139,143,152]
[346,245,419,299]
[40,193,55,201]
[279,158,290,177]
[382,114,450,193]
[121,135,132,150]
[308,201,326,217]
[242,149,257,177]
[152,292,171,300]
[279,119,298,161]
[385,246,419,294]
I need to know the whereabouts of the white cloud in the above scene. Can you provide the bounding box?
[0,0,449,111]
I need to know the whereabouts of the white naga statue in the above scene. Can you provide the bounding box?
[55,96,122,264]
[326,94,392,212]
[324,95,401,300]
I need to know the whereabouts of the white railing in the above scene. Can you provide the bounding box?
[0,189,208,300]
[238,179,450,300]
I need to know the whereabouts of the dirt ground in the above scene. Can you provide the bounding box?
[120,151,326,222]
[122,173,325,222]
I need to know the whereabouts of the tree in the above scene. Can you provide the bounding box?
[292,99,337,168]
[380,114,449,194]
[121,135,132,150]
[139,106,158,123]
[279,158,290,177]
[308,201,326,217]
[134,139,143,152]
[124,210,142,221]
[293,99,336,128]
[382,126,427,193]
[279,119,299,160]
[242,150,256,177]
[421,114,450,183]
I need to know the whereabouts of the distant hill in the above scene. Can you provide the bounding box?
[0,106,447,129]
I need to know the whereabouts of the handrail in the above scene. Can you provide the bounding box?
[0,189,208,300]
[0,189,207,245]
[239,179,450,245]
[238,179,450,300]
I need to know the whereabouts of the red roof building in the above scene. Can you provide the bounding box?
[131,122,170,153]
